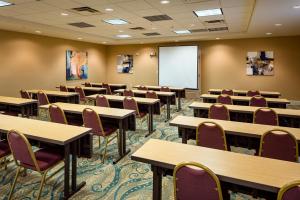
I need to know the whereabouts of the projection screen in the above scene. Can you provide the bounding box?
[158,46,198,89]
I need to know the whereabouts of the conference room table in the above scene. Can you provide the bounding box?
[208,89,281,98]
[133,85,185,110]
[201,94,290,108]
[169,115,300,152]
[39,102,136,164]
[82,83,127,91]
[131,139,300,200]
[57,86,107,96]
[0,96,38,117]
[0,114,92,199]
[114,89,175,121]
[86,94,160,136]
[189,102,300,128]
[28,90,80,104]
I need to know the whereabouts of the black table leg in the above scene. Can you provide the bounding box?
[114,119,130,164]
[21,106,25,117]
[165,97,171,122]
[177,96,182,111]
[145,105,155,137]
[181,128,187,144]
[64,144,70,199]
[152,166,163,200]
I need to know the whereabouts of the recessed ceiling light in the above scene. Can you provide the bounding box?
[174,30,191,34]
[102,41,107,44]
[103,19,128,25]
[266,32,272,35]
[105,8,114,12]
[116,34,131,38]
[194,8,222,17]
[35,30,42,34]
[61,13,69,16]
[293,5,300,9]
[160,0,170,4]
[274,23,282,26]
[216,37,220,40]
[0,1,13,7]
[151,27,157,30]
[77,37,83,40]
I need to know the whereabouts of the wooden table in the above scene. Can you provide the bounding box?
[134,85,185,110]
[40,102,136,164]
[208,89,281,98]
[189,102,300,128]
[0,114,92,199]
[83,83,127,91]
[170,115,300,152]
[57,86,107,96]
[114,89,175,121]
[28,90,79,104]
[87,94,160,136]
[131,139,300,200]
[201,94,290,108]
[0,96,37,117]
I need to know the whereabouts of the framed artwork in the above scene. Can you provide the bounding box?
[117,54,133,73]
[246,51,274,76]
[66,50,88,80]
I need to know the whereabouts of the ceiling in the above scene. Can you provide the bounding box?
[0,0,299,45]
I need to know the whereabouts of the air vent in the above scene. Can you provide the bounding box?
[208,27,228,32]
[68,22,95,28]
[189,29,208,33]
[130,27,145,30]
[205,20,225,24]
[69,6,101,16]
[143,15,172,22]
[143,32,161,36]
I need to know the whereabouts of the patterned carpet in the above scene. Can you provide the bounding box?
[1,99,297,200]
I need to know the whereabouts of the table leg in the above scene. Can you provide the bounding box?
[181,128,187,144]
[152,166,163,200]
[113,119,130,164]
[21,106,25,117]
[64,144,70,199]
[165,97,171,122]
[145,105,155,137]
[177,96,182,111]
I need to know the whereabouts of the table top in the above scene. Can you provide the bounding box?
[27,90,79,97]
[57,86,107,92]
[132,139,300,192]
[40,102,135,119]
[189,102,300,118]
[87,94,160,105]
[0,114,91,145]
[83,83,127,87]
[208,89,281,96]
[170,116,300,141]
[134,85,185,91]
[201,94,290,104]
[114,89,175,97]
[0,96,37,106]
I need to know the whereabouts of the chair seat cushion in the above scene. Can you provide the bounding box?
[0,141,11,157]
[138,112,147,118]
[101,127,118,137]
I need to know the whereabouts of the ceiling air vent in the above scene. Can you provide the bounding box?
[205,20,225,24]
[189,29,208,33]
[208,27,228,32]
[143,32,161,36]
[130,27,145,30]
[143,15,172,22]
[68,22,95,28]
[69,6,101,16]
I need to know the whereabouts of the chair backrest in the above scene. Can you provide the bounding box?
[254,108,278,126]
[249,95,267,107]
[173,162,223,200]
[123,97,140,116]
[74,86,86,101]
[209,104,230,120]
[160,86,171,92]
[247,90,260,97]
[124,89,134,97]
[277,180,300,200]
[102,83,112,95]
[217,94,233,105]
[7,130,40,171]
[259,129,298,162]
[84,82,92,87]
[196,122,227,150]
[59,85,68,92]
[146,91,158,99]
[20,90,30,99]
[49,104,68,124]
[95,95,110,107]
[82,108,105,136]
[138,85,148,91]
[37,91,50,105]
[221,89,233,96]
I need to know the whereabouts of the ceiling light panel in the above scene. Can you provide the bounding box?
[194,8,223,17]
[0,1,13,7]
[103,19,128,25]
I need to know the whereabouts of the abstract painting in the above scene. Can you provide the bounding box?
[117,54,133,73]
[246,51,274,76]
[66,50,88,80]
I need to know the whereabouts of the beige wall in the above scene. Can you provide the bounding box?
[106,36,300,100]
[0,29,107,97]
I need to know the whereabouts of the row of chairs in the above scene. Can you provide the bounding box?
[137,85,171,92]
[221,89,261,97]
[217,94,268,107]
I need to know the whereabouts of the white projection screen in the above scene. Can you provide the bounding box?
[159,46,199,89]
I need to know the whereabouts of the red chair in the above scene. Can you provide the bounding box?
[254,108,278,126]
[247,90,260,97]
[249,95,267,107]
[221,89,233,96]
[96,95,110,107]
[102,83,112,95]
[84,82,92,87]
[217,94,233,105]
[59,85,68,92]
[82,108,117,162]
[49,104,68,124]
[259,129,298,162]
[74,86,86,103]
[124,89,134,97]
[160,86,171,92]
[37,91,50,105]
[277,180,300,200]
[138,85,148,91]
[209,103,230,120]
[20,90,31,99]
[123,97,147,126]
[0,141,11,170]
[7,130,63,200]
[173,162,223,200]
[146,91,158,99]
[196,122,227,150]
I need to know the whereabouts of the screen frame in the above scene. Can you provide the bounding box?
[158,45,199,90]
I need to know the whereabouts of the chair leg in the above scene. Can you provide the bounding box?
[102,137,109,163]
[8,166,21,200]
[98,137,101,149]
[37,171,48,200]
[4,157,7,170]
